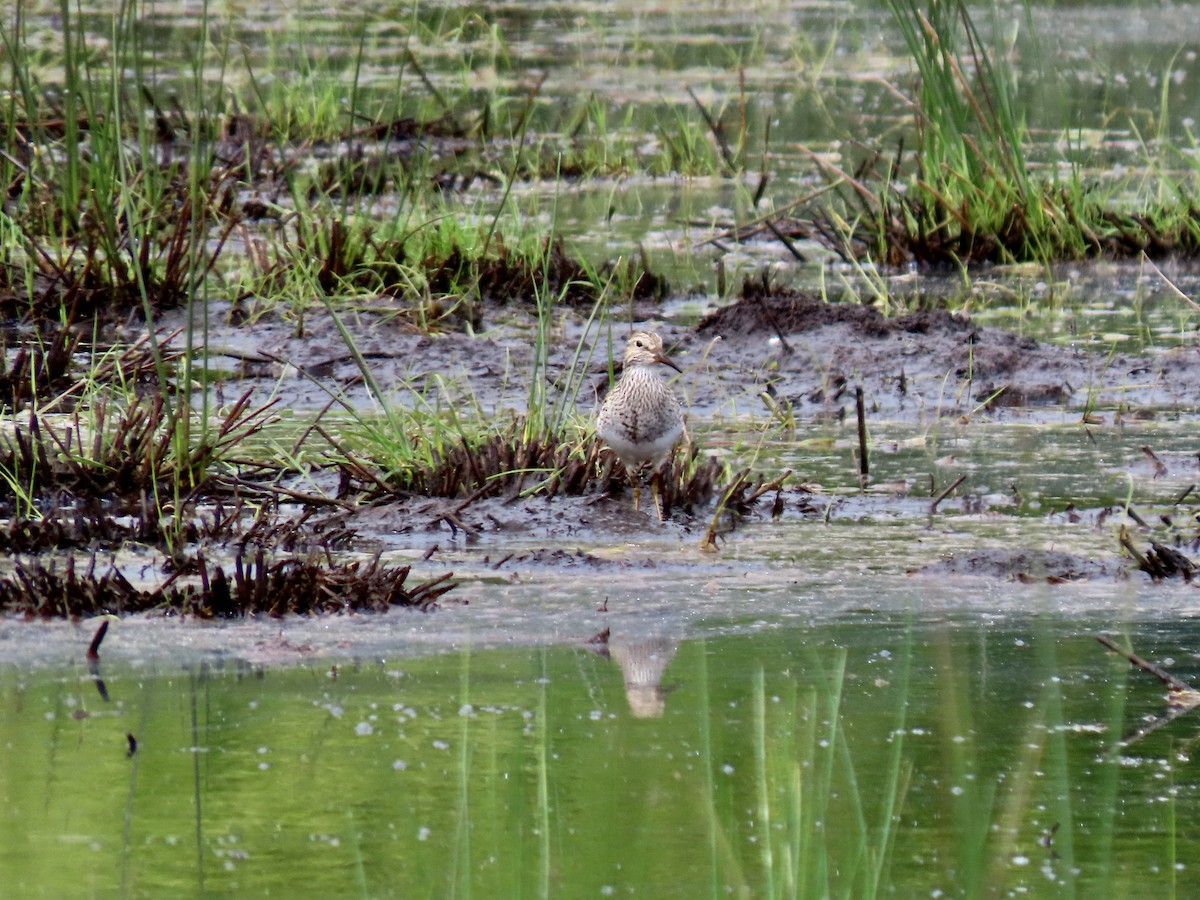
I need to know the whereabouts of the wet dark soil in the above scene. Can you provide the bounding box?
[275,288,1200,588]
[689,292,1199,420]
[6,283,1199,621]
[184,288,1200,427]
[154,285,1200,550]
[913,548,1127,582]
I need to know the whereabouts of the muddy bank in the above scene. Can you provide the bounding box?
[140,287,1200,560]
[6,285,1199,632]
[181,290,1200,427]
[685,292,1199,421]
[913,548,1127,582]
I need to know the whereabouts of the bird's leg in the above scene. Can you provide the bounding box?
[627,463,642,512]
[650,468,665,522]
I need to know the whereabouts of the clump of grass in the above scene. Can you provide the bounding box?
[2,91,239,328]
[330,413,778,521]
[0,325,79,411]
[425,235,667,308]
[1119,532,1196,581]
[0,216,207,327]
[0,327,170,414]
[0,497,246,554]
[0,550,456,618]
[0,392,279,519]
[784,0,1200,268]
[318,301,776,517]
[239,213,665,330]
[1,510,151,554]
[309,113,482,197]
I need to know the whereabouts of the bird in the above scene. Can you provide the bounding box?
[596,331,686,515]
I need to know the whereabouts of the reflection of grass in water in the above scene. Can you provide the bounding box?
[688,619,1176,897]
[3,624,1194,895]
[454,645,473,898]
[536,651,552,900]
[120,678,151,896]
[735,644,912,898]
[189,668,207,893]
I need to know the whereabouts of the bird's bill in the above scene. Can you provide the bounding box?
[654,351,683,373]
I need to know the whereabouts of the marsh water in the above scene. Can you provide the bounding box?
[9,0,1200,896]
[7,414,1200,896]
[4,611,1200,897]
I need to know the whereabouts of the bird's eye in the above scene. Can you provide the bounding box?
[635,340,644,348]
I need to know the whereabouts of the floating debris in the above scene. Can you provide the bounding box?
[85,620,108,662]
[1120,534,1196,582]
[1097,634,1200,747]
[86,619,110,700]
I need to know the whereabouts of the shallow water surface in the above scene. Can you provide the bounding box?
[22,0,1200,294]
[6,380,1200,895]
[10,0,1200,895]
[2,615,1198,897]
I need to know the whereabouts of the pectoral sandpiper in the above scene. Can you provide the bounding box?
[597,331,685,514]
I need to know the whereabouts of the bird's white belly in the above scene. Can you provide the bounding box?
[598,418,682,464]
